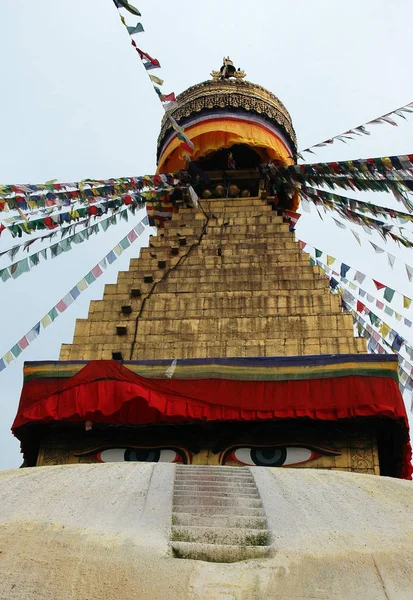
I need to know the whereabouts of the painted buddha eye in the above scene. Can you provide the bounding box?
[91,447,187,464]
[223,446,325,467]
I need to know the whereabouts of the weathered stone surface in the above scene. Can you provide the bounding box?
[60,197,365,362]
[1,464,413,599]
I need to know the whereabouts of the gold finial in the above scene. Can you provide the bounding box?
[211,57,246,80]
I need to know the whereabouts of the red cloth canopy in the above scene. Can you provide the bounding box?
[13,359,412,478]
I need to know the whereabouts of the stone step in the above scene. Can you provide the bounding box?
[170,541,271,563]
[175,466,250,473]
[170,525,270,546]
[172,504,265,516]
[173,482,257,492]
[173,495,262,508]
[172,512,267,529]
[172,489,260,499]
[175,474,256,491]
[174,477,255,486]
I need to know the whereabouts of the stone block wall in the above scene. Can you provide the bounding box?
[60,197,366,361]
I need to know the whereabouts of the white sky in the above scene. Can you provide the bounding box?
[0,0,413,470]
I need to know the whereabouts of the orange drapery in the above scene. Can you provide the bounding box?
[157,118,293,173]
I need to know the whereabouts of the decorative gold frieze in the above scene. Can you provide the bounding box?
[157,79,297,153]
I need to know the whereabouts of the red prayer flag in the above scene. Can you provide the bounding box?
[159,92,176,103]
[18,336,29,350]
[373,279,386,290]
[357,301,365,313]
[56,300,68,313]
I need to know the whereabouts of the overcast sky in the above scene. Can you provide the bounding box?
[0,0,412,470]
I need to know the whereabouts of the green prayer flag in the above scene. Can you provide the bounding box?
[41,249,47,259]
[101,219,110,232]
[120,237,130,250]
[85,272,96,285]
[60,239,72,252]
[0,268,11,282]
[29,253,40,266]
[384,305,393,316]
[383,287,395,302]
[369,312,379,325]
[11,344,22,358]
[50,243,63,258]
[11,258,30,279]
[48,307,58,322]
[127,22,144,35]
[315,249,322,258]
[309,257,316,266]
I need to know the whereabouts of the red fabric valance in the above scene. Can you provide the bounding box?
[13,360,412,478]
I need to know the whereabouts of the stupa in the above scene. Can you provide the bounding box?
[3,60,413,599]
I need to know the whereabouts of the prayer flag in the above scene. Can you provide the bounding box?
[149,74,164,86]
[126,23,144,35]
[11,344,22,358]
[85,272,96,285]
[92,265,103,278]
[404,296,412,309]
[18,336,29,350]
[159,92,176,103]
[77,278,88,292]
[41,314,52,328]
[106,250,116,264]
[383,287,395,302]
[373,279,386,290]
[0,358,6,372]
[113,0,141,16]
[327,255,336,266]
[340,263,350,278]
[379,323,391,338]
[49,307,58,321]
[70,286,81,300]
[56,300,68,313]
[406,264,413,282]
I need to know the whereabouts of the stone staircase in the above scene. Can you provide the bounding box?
[170,465,271,563]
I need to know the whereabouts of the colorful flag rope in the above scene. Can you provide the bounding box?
[0,172,185,214]
[111,0,194,157]
[0,204,143,283]
[299,101,413,157]
[0,215,149,373]
[300,186,413,225]
[300,239,413,308]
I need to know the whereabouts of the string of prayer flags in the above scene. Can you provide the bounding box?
[299,100,413,156]
[0,205,143,283]
[0,216,149,374]
[301,240,413,312]
[300,186,413,226]
[0,173,184,216]
[313,256,413,381]
[111,0,194,158]
[136,48,160,70]
[349,309,413,395]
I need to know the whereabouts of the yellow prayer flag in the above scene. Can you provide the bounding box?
[404,296,412,309]
[41,314,52,329]
[4,351,14,364]
[379,322,391,339]
[327,255,336,266]
[77,279,88,292]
